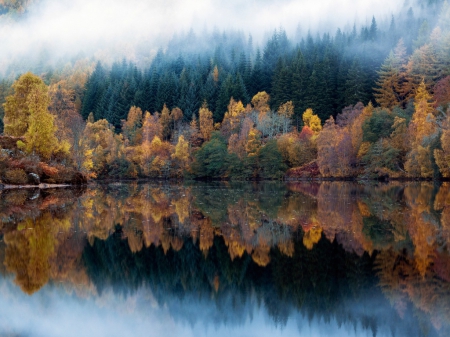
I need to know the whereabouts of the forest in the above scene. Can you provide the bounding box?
[1,0,450,183]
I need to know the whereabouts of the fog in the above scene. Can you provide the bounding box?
[0,0,404,73]
[0,277,395,337]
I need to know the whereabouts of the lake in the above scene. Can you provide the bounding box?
[0,181,449,337]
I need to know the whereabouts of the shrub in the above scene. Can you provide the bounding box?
[4,168,28,185]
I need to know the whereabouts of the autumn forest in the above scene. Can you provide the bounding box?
[1,0,450,184]
[2,1,450,336]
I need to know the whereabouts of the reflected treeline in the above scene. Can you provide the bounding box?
[1,182,450,336]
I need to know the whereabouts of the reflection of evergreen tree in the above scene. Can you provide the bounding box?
[81,225,434,336]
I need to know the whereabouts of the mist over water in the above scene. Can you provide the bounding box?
[0,277,383,337]
[0,0,404,73]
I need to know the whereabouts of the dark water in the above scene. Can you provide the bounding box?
[0,181,449,337]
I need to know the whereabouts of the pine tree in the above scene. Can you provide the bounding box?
[271,58,292,110]
[82,61,107,120]
[249,49,264,97]
[291,50,309,118]
[374,40,408,109]
[215,74,234,122]
[344,59,369,106]
[201,72,218,114]
[232,72,249,105]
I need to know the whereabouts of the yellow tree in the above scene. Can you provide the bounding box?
[220,98,245,138]
[23,83,59,159]
[139,136,173,177]
[160,104,171,140]
[245,128,261,156]
[189,113,202,148]
[402,43,440,101]
[142,111,162,143]
[3,72,48,136]
[251,91,270,119]
[122,106,143,146]
[405,81,437,177]
[199,101,214,141]
[302,108,322,133]
[80,119,118,178]
[172,135,190,172]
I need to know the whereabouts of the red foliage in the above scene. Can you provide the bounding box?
[286,181,321,197]
[285,160,320,179]
[433,76,450,108]
[38,163,59,177]
[299,126,314,141]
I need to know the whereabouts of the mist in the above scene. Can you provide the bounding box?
[0,277,404,337]
[0,0,404,74]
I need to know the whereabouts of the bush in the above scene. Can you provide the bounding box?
[258,140,287,179]
[4,168,28,185]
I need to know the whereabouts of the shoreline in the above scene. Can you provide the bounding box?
[1,183,71,190]
[1,176,449,189]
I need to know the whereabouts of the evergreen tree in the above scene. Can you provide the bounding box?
[232,72,249,105]
[291,50,309,118]
[344,59,369,106]
[215,74,234,122]
[249,49,264,97]
[201,72,219,114]
[82,61,107,120]
[271,58,292,110]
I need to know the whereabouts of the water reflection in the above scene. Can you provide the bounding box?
[0,182,449,336]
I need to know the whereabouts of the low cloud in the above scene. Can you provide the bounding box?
[0,0,403,74]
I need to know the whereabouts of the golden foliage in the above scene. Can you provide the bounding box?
[122,106,143,146]
[251,91,270,117]
[303,227,322,250]
[199,102,214,141]
[160,104,171,140]
[3,72,44,137]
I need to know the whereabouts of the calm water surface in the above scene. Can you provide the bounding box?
[0,181,449,337]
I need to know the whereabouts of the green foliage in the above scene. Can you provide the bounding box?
[191,132,228,178]
[362,109,395,143]
[226,153,257,180]
[257,140,287,179]
[362,139,402,177]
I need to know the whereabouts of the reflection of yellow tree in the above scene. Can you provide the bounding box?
[4,212,70,294]
[303,227,322,250]
[252,244,271,267]
[404,183,438,277]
